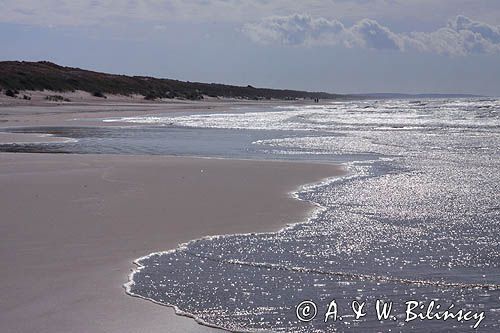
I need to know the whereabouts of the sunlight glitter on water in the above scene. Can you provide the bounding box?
[120,98,499,331]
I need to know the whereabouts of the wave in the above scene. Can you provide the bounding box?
[183,250,500,290]
[123,99,500,332]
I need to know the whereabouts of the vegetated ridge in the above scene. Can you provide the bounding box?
[0,61,346,101]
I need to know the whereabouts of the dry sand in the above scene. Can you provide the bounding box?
[0,89,216,107]
[0,91,316,129]
[0,153,344,333]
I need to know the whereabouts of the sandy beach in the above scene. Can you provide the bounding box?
[0,91,307,128]
[0,147,344,333]
[2,5,498,329]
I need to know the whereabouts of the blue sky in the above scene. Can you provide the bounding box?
[1,1,500,95]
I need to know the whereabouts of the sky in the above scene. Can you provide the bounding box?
[1,1,500,96]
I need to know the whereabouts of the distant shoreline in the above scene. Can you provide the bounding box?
[0,60,348,102]
[0,88,340,108]
[350,92,486,99]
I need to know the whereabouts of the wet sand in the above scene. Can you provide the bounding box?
[0,152,344,333]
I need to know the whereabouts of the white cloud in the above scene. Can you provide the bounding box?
[1,1,500,56]
[242,14,347,46]
[349,18,403,50]
[243,14,500,55]
[1,1,500,27]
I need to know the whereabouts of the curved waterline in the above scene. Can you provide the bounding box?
[122,99,500,331]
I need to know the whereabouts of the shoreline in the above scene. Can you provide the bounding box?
[0,152,345,333]
[0,95,321,128]
[124,164,343,333]
[0,131,77,144]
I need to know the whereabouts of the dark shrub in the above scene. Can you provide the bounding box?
[45,95,65,102]
[5,89,18,97]
[144,91,164,100]
[184,90,203,100]
[92,91,107,98]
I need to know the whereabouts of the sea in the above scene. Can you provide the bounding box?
[1,98,499,332]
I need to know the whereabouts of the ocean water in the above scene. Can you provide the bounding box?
[2,98,500,331]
